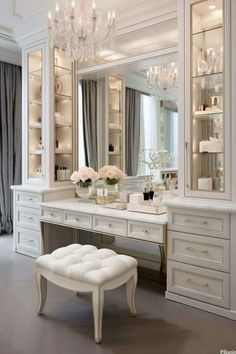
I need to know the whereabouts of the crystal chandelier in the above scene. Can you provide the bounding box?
[48,0,116,62]
[146,63,178,100]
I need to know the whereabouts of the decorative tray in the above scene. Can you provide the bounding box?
[126,203,167,215]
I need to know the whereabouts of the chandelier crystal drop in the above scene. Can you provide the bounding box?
[48,0,116,62]
[146,62,178,100]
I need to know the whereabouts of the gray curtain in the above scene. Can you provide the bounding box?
[81,80,98,170]
[125,88,141,176]
[0,61,22,233]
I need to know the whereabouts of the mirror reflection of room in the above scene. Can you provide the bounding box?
[78,56,178,183]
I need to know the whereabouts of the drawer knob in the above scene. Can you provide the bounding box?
[185,219,194,224]
[201,282,209,288]
[185,278,195,285]
[186,246,194,252]
[143,229,149,234]
[76,218,80,222]
[106,223,112,228]
[50,213,55,217]
[200,249,208,254]
[200,221,208,225]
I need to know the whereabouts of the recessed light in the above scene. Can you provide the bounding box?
[209,4,216,10]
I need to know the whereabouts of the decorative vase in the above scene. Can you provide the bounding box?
[105,179,119,201]
[75,180,92,199]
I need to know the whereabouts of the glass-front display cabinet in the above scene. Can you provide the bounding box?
[186,0,230,198]
[106,75,123,169]
[53,48,74,182]
[27,48,44,182]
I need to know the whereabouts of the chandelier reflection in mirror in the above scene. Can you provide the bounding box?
[146,62,178,100]
[48,0,116,62]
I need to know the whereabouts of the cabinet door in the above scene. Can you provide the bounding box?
[24,45,45,184]
[53,48,75,183]
[184,0,231,199]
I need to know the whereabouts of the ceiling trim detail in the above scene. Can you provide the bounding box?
[12,0,22,18]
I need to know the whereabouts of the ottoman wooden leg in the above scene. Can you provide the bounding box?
[126,269,137,316]
[92,288,104,344]
[36,270,47,315]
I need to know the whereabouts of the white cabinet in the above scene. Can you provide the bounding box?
[22,41,76,187]
[166,207,231,311]
[179,0,231,199]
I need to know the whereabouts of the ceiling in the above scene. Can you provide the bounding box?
[0,0,178,65]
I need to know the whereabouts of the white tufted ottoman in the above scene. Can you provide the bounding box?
[35,244,138,343]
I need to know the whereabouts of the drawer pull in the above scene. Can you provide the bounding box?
[200,221,208,225]
[186,246,208,254]
[23,215,33,220]
[75,218,80,222]
[185,278,209,288]
[106,223,112,228]
[143,229,149,234]
[200,249,208,254]
[50,213,55,217]
[185,219,195,224]
[28,198,33,201]
[186,246,194,252]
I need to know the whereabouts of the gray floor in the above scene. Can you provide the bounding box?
[1,235,236,354]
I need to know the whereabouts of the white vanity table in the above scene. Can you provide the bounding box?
[40,198,168,272]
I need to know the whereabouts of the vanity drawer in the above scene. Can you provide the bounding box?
[16,227,40,256]
[16,207,40,231]
[93,215,127,236]
[63,211,92,229]
[168,208,230,238]
[167,261,230,308]
[168,231,230,272]
[128,221,164,243]
[16,191,41,208]
[41,207,63,224]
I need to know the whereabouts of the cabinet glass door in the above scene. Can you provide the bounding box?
[190,0,224,192]
[108,75,123,169]
[53,48,73,182]
[27,49,43,180]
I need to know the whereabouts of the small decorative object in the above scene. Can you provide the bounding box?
[55,80,63,94]
[71,167,99,198]
[198,177,213,191]
[98,165,124,201]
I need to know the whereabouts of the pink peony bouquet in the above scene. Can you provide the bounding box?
[70,167,99,187]
[98,165,124,185]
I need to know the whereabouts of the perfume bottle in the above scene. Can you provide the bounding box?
[143,179,149,201]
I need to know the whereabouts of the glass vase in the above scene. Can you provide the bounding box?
[75,182,92,199]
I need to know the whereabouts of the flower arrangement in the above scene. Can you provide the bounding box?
[70,167,99,187]
[98,165,124,185]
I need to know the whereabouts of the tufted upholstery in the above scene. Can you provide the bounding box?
[36,244,138,286]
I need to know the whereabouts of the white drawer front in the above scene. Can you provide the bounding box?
[168,231,230,272]
[16,191,41,208]
[63,211,92,229]
[168,208,230,238]
[41,208,63,224]
[16,207,40,230]
[128,221,164,243]
[16,227,40,255]
[167,261,230,308]
[93,215,127,236]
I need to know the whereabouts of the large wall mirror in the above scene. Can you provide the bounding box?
[78,52,178,179]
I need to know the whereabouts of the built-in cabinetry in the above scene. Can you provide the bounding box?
[106,75,124,169]
[12,40,76,257]
[184,0,230,199]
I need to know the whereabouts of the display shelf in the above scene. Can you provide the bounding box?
[29,123,42,128]
[55,93,71,101]
[189,0,225,194]
[54,65,71,77]
[28,69,41,77]
[192,24,223,36]
[29,150,42,155]
[29,99,41,105]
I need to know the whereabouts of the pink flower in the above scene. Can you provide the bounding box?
[70,167,99,183]
[98,165,124,180]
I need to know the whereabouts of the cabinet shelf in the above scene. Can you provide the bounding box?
[109,109,121,114]
[192,71,223,79]
[29,99,41,105]
[29,150,42,155]
[28,69,41,77]
[192,24,223,36]
[192,151,223,155]
[109,151,121,156]
[55,148,72,155]
[55,123,72,128]
[55,93,71,102]
[29,123,42,129]
[194,110,223,117]
[54,65,71,78]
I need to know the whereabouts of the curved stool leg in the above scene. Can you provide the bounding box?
[36,270,47,315]
[92,288,104,344]
[126,269,137,317]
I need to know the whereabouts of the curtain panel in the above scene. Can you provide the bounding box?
[81,80,98,170]
[0,61,22,233]
[125,87,141,176]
